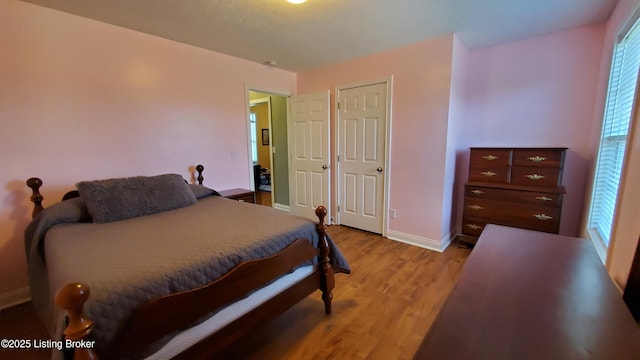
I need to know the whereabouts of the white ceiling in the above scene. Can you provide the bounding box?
[21,0,619,72]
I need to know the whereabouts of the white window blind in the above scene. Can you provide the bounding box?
[587,16,640,247]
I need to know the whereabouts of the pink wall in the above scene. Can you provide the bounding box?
[450,24,605,238]
[444,35,471,238]
[0,0,296,303]
[297,25,606,250]
[595,0,640,288]
[297,35,455,244]
[2,0,636,303]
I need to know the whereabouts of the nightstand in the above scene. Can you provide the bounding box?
[219,188,255,203]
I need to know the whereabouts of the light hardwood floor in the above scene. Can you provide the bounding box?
[0,226,470,360]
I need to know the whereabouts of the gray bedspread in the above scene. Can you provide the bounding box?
[25,194,350,358]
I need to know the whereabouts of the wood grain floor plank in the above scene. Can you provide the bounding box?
[221,226,470,360]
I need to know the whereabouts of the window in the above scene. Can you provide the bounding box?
[587,14,640,251]
[250,112,258,162]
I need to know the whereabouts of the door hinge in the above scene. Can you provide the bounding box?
[337,101,340,110]
[337,205,340,212]
[337,155,340,162]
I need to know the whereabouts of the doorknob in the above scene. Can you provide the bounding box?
[322,164,328,169]
[377,167,383,173]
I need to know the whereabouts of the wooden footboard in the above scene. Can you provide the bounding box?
[26,170,336,359]
[111,222,330,358]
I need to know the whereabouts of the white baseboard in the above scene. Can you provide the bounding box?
[387,230,453,253]
[440,230,454,251]
[0,287,31,311]
[273,203,290,212]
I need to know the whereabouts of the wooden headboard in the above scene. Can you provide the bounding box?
[26,164,206,219]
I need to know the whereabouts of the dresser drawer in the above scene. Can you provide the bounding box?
[509,211,561,233]
[233,194,255,203]
[470,149,511,167]
[463,198,561,233]
[468,167,510,183]
[512,149,565,168]
[461,217,487,237]
[510,167,561,187]
[465,186,562,207]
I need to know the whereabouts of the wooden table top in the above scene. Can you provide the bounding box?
[218,188,253,197]
[414,225,640,360]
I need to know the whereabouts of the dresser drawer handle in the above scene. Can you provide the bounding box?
[526,174,545,181]
[482,155,499,161]
[528,156,547,162]
[468,205,483,211]
[534,214,553,221]
[535,196,553,201]
[481,171,497,177]
[466,224,482,230]
[471,189,485,195]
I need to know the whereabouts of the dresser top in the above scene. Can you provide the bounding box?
[469,147,568,150]
[414,225,640,359]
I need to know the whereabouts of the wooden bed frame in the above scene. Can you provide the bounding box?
[26,165,337,360]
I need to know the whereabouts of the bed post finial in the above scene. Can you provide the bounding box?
[55,283,98,360]
[196,164,204,185]
[315,206,335,314]
[315,206,327,227]
[26,177,44,219]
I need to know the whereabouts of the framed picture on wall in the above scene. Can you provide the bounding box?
[262,129,269,145]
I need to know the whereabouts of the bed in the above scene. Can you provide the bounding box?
[24,165,350,360]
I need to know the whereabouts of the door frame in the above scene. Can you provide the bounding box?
[245,86,291,209]
[335,77,393,236]
[249,96,274,205]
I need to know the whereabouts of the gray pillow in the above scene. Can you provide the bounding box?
[77,173,197,223]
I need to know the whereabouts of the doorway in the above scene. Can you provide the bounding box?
[248,91,289,209]
[336,80,391,235]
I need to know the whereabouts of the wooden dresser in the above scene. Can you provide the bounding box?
[414,225,640,359]
[460,147,567,246]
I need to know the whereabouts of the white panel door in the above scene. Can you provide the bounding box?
[288,91,330,220]
[338,83,387,234]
